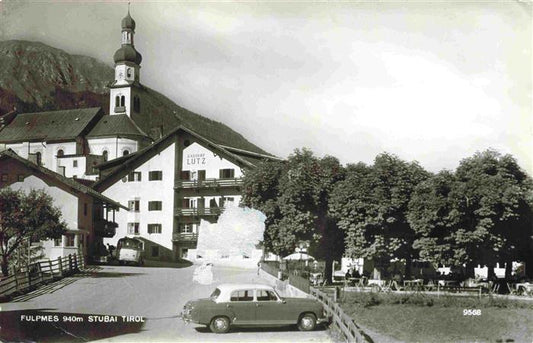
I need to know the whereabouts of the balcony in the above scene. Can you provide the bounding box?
[172,232,198,242]
[175,178,243,189]
[94,219,118,238]
[174,207,223,217]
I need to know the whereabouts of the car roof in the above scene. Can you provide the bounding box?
[216,283,274,293]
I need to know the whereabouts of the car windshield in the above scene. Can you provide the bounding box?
[209,288,221,301]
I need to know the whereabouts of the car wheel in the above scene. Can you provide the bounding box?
[209,316,230,333]
[298,313,316,331]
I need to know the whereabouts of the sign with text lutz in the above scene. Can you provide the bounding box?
[185,153,207,166]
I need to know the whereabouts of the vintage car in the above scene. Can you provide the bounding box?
[181,283,329,333]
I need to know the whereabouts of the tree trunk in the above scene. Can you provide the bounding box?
[324,258,333,285]
[465,262,476,279]
[487,263,496,280]
[405,256,412,279]
[504,260,513,279]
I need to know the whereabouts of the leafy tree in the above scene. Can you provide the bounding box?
[242,149,345,282]
[0,188,67,276]
[408,150,533,278]
[329,153,429,278]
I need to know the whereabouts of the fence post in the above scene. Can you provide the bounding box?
[58,257,63,276]
[68,255,73,274]
[26,270,31,290]
[73,254,78,271]
[37,262,43,285]
[48,260,53,279]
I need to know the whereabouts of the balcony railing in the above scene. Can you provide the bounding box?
[94,219,118,238]
[174,207,223,216]
[172,232,199,242]
[175,178,243,189]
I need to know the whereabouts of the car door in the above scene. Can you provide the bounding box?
[254,289,293,325]
[226,289,255,325]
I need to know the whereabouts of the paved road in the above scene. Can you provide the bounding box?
[0,264,334,343]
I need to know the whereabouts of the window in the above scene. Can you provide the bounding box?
[57,149,64,157]
[54,238,62,247]
[182,199,190,209]
[73,160,78,168]
[128,172,141,182]
[102,150,108,162]
[1,174,8,182]
[257,290,278,302]
[120,95,125,107]
[35,152,42,165]
[198,170,206,181]
[123,150,130,156]
[65,234,75,247]
[17,174,25,182]
[127,68,132,78]
[147,224,162,234]
[179,224,194,233]
[180,171,190,180]
[149,171,163,181]
[127,222,140,235]
[115,96,120,107]
[219,168,235,179]
[230,290,254,302]
[148,201,162,211]
[128,200,140,212]
[151,246,159,257]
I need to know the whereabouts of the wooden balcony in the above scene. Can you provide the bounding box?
[174,207,223,217]
[93,219,118,238]
[175,178,243,189]
[172,232,198,242]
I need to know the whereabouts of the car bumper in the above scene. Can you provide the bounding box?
[317,315,332,325]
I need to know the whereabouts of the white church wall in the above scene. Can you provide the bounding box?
[88,137,138,161]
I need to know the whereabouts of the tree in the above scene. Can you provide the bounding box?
[0,188,67,276]
[242,149,345,282]
[408,150,533,278]
[329,153,429,279]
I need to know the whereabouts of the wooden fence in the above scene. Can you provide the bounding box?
[311,287,368,343]
[0,253,84,299]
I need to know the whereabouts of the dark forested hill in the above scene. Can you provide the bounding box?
[0,40,267,154]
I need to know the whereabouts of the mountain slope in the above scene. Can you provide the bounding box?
[0,40,268,154]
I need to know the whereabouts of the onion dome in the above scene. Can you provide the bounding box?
[121,12,136,31]
[113,45,142,64]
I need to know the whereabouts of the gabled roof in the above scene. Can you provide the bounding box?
[93,125,281,191]
[0,108,103,143]
[0,149,127,210]
[86,114,150,140]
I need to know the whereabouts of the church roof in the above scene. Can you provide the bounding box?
[86,114,150,140]
[0,149,127,210]
[122,12,136,31]
[113,45,142,65]
[0,107,103,144]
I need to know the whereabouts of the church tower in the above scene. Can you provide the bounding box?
[109,8,143,118]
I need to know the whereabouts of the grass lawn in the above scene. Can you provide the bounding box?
[338,292,533,343]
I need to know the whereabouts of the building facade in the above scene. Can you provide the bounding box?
[94,126,277,261]
[0,150,125,261]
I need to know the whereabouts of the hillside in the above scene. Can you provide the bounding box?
[0,40,268,154]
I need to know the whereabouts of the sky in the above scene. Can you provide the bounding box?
[0,0,531,175]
